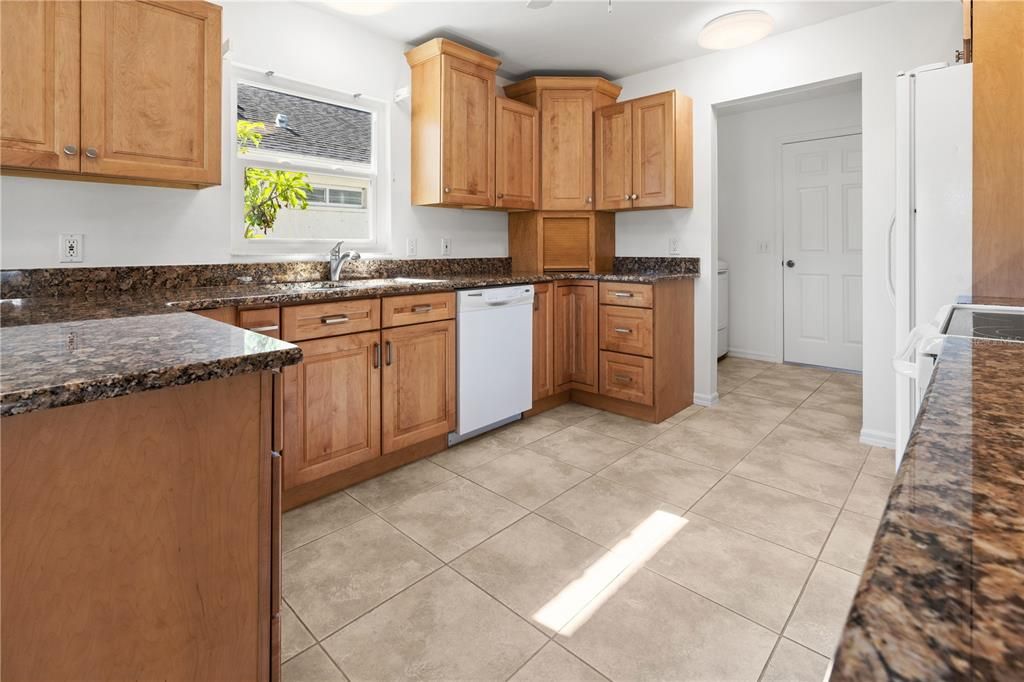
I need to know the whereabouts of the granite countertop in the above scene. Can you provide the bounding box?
[1,267,698,417]
[831,335,1024,680]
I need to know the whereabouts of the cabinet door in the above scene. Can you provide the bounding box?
[495,97,539,210]
[441,54,495,206]
[382,320,456,454]
[283,332,381,489]
[540,89,594,210]
[594,102,632,210]
[0,0,79,172]
[79,0,221,186]
[532,283,555,400]
[554,282,598,392]
[631,91,677,208]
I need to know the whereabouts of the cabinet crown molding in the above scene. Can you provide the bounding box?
[503,76,622,100]
[404,38,501,70]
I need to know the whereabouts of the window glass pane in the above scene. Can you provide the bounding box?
[237,84,372,165]
[243,168,370,241]
[307,187,327,204]
[328,188,365,207]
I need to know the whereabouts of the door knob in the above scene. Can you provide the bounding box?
[784,259,796,268]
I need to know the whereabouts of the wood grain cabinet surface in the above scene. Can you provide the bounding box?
[495,97,540,210]
[1,0,222,188]
[532,283,555,400]
[508,210,615,274]
[554,281,599,392]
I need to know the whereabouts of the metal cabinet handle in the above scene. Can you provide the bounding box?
[385,340,393,366]
[321,314,350,325]
[411,304,432,313]
[373,342,381,369]
[247,324,279,333]
[614,374,633,383]
[586,196,593,203]
[84,147,98,159]
[612,291,634,298]
[63,144,78,156]
[631,193,638,200]
[614,327,632,334]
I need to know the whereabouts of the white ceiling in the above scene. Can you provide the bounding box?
[318,1,883,80]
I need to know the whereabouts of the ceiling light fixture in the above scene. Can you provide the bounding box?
[325,0,395,16]
[698,10,775,50]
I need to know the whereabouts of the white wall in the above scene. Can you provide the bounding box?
[0,1,508,269]
[613,1,961,445]
[718,85,862,362]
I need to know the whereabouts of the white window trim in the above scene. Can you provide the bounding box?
[229,64,392,257]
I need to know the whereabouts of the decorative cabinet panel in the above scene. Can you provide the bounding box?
[509,211,615,274]
[1,0,221,188]
[554,281,598,392]
[495,97,539,210]
[406,38,498,207]
[532,283,555,400]
[594,102,632,211]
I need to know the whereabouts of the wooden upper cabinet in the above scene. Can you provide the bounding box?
[595,102,632,211]
[495,97,539,210]
[80,0,221,186]
[406,39,499,207]
[554,281,598,393]
[0,0,80,172]
[595,91,693,210]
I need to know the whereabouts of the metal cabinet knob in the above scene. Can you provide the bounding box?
[497,193,504,199]
[84,147,98,159]
[624,194,630,200]
[62,144,78,156]
[785,259,796,268]
[443,186,451,193]
[586,196,593,203]
[631,193,638,200]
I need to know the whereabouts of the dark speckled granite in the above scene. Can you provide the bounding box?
[831,335,1024,681]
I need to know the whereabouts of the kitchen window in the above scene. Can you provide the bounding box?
[230,65,390,255]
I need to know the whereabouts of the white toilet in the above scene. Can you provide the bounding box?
[717,260,729,358]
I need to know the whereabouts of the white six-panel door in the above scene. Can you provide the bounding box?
[782,134,863,371]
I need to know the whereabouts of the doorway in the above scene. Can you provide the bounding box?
[781,133,863,371]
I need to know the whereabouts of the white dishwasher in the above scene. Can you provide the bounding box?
[452,285,534,441]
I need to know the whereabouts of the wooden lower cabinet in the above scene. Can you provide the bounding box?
[554,281,598,392]
[382,319,457,454]
[283,331,381,490]
[532,283,555,400]
[599,351,654,406]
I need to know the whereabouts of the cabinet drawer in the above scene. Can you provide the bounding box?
[382,292,455,327]
[282,299,380,342]
[599,305,653,356]
[599,282,653,308]
[238,307,281,338]
[599,351,654,406]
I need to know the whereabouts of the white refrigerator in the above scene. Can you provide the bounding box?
[891,63,973,463]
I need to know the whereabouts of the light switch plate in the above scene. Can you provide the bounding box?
[440,237,452,256]
[60,233,83,263]
[406,238,417,257]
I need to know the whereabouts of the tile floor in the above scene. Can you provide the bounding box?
[281,357,896,682]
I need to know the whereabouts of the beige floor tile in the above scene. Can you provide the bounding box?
[597,447,722,509]
[825,371,862,389]
[463,448,590,509]
[283,515,441,639]
[646,514,814,631]
[717,375,745,395]
[820,510,880,574]
[645,421,753,470]
[346,459,454,512]
[282,491,371,553]
[556,568,777,682]
[577,411,673,445]
[691,476,839,556]
[784,561,861,657]
[756,424,869,471]
[452,515,629,635]
[323,568,546,682]
[733,446,858,506]
[542,402,603,427]
[731,370,826,407]
[527,425,635,473]
[718,357,774,381]
[784,407,863,447]
[862,447,896,479]
[510,643,608,682]
[761,638,831,682]
[665,404,704,424]
[685,393,795,447]
[803,378,863,419]
[282,645,346,682]
[493,415,565,446]
[537,476,685,549]
[281,601,315,663]
[379,477,527,561]
[430,434,516,474]
[844,473,893,519]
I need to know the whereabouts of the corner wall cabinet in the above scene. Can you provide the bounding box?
[0,0,222,188]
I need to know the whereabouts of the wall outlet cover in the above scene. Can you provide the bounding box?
[405,237,417,257]
[60,233,83,263]
[440,237,452,256]
[668,237,681,256]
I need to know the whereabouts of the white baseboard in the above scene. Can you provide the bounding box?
[860,428,896,449]
[724,348,778,363]
[693,392,719,407]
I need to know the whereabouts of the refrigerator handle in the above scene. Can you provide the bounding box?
[885,212,897,308]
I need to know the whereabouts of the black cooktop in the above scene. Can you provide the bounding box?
[944,308,1024,342]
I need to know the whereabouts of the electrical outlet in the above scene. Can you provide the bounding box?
[668,237,681,256]
[756,239,771,254]
[405,237,418,257]
[440,237,452,256]
[60,233,83,263]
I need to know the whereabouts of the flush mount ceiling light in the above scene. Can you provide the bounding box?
[698,10,775,50]
[324,0,395,16]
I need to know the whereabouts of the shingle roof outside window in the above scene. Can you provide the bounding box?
[237,84,372,165]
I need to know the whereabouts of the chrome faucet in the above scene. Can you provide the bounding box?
[329,241,362,281]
